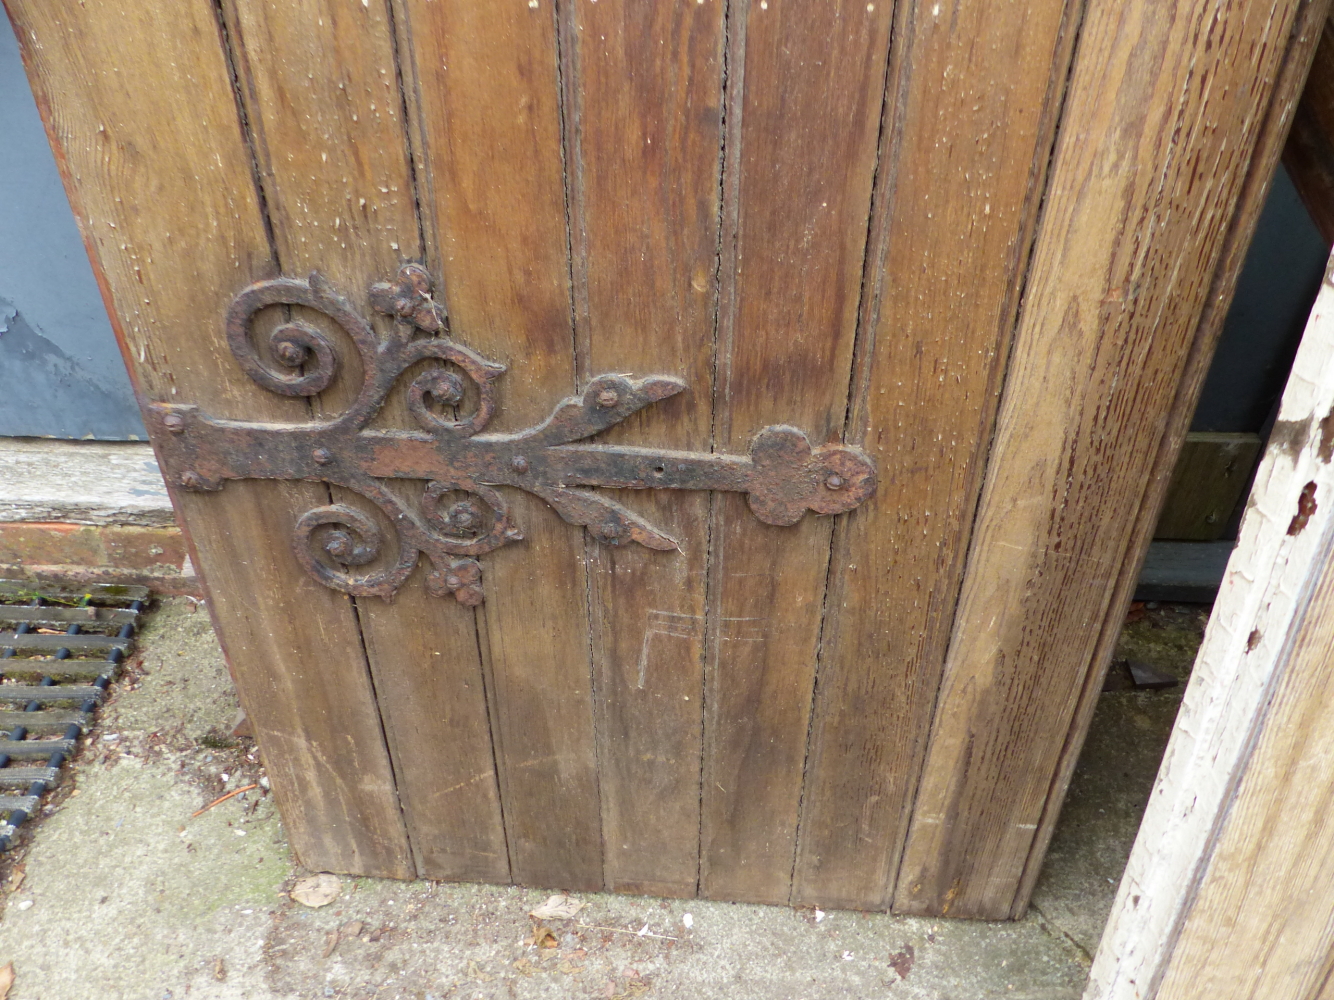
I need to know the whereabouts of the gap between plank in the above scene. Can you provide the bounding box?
[386,0,514,882]
[382,0,430,272]
[695,0,735,895]
[552,0,608,891]
[699,0,748,898]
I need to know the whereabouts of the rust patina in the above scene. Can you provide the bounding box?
[151,266,876,605]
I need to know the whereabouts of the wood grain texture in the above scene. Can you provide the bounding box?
[897,0,1315,920]
[789,0,1081,911]
[4,0,413,876]
[220,0,507,882]
[1016,0,1328,921]
[1091,259,1334,1000]
[1286,15,1334,245]
[699,0,893,905]
[394,0,601,890]
[560,0,724,896]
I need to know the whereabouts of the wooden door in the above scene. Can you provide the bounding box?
[5,0,1323,917]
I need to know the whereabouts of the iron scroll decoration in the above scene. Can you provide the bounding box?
[149,265,877,606]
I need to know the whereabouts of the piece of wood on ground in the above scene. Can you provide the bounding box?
[1154,432,1263,540]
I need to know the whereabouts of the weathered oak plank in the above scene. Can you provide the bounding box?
[897,0,1320,919]
[699,0,893,905]
[790,0,1082,911]
[1016,0,1330,920]
[5,0,413,877]
[220,0,507,883]
[560,0,725,897]
[394,0,602,889]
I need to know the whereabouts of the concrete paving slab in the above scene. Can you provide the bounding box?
[0,598,1207,999]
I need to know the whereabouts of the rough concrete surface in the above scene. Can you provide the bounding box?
[0,599,1207,999]
[1029,602,1206,958]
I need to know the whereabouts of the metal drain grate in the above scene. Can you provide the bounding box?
[0,580,148,849]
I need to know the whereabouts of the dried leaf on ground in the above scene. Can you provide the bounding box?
[466,959,494,983]
[530,923,559,949]
[889,944,915,980]
[322,918,363,958]
[529,894,585,920]
[213,957,227,981]
[7,867,23,894]
[290,873,341,908]
[0,962,14,999]
[513,958,538,976]
[611,981,650,1000]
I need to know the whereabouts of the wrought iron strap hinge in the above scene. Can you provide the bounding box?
[150,265,876,605]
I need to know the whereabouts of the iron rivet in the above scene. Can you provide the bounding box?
[825,474,844,490]
[163,413,185,433]
[596,388,620,408]
[511,455,529,474]
[275,341,305,366]
[313,448,333,465]
[180,471,202,489]
[445,575,462,589]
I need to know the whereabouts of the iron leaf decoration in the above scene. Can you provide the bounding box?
[149,266,877,605]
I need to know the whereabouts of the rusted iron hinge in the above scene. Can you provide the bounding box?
[150,266,876,605]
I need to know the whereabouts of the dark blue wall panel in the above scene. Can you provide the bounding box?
[0,20,144,440]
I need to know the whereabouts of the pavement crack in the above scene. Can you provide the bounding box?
[1028,900,1094,967]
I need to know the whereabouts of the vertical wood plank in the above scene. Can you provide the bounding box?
[789,0,1080,911]
[561,0,724,896]
[700,0,893,905]
[5,0,413,876]
[896,0,1319,920]
[1014,0,1328,919]
[219,0,507,882]
[394,0,602,889]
